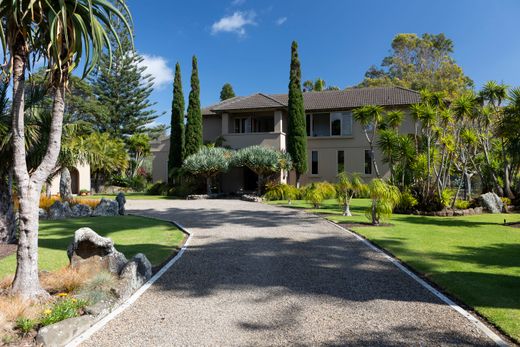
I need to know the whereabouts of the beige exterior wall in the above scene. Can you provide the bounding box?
[150,137,170,183]
[48,162,91,195]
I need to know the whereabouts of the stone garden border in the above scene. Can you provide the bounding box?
[34,221,191,347]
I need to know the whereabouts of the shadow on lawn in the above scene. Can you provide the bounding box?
[395,215,500,228]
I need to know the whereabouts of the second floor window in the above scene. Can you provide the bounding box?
[306,112,353,137]
[233,116,274,133]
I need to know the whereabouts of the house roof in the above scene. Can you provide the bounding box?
[204,87,421,114]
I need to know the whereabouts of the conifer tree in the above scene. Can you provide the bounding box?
[185,56,203,157]
[286,41,308,187]
[220,83,236,101]
[168,63,185,184]
[90,1,163,138]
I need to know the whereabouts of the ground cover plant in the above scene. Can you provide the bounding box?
[267,198,520,342]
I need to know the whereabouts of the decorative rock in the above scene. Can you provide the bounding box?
[67,227,128,275]
[474,206,483,214]
[116,253,152,301]
[240,194,263,203]
[92,198,119,217]
[84,301,113,319]
[36,315,95,347]
[48,201,72,220]
[445,209,454,217]
[39,208,48,219]
[115,192,126,216]
[479,192,504,214]
[453,209,464,216]
[70,204,92,218]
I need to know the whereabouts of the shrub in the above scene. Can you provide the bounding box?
[302,182,336,208]
[40,296,88,327]
[501,197,512,206]
[146,181,169,195]
[15,317,36,336]
[366,179,400,225]
[396,190,418,213]
[336,172,367,216]
[40,265,101,294]
[263,183,298,202]
[0,295,42,322]
[39,196,61,211]
[440,188,455,207]
[183,147,234,194]
[70,198,100,209]
[454,199,470,210]
[76,271,117,304]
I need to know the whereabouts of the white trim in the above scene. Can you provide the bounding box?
[66,223,192,347]
[328,221,509,347]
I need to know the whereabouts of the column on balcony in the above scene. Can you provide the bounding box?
[274,110,283,133]
[221,112,229,135]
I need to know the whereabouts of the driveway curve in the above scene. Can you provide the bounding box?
[83,199,495,346]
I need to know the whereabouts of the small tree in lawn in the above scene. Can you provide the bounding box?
[236,146,292,195]
[183,147,233,195]
[353,105,384,178]
[303,182,336,209]
[366,179,400,225]
[336,173,367,216]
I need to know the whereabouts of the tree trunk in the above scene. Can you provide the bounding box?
[0,175,16,244]
[206,176,212,195]
[295,172,301,189]
[59,167,72,201]
[371,199,378,225]
[11,40,67,298]
[343,203,352,217]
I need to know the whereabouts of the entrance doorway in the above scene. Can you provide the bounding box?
[70,167,80,194]
[243,167,258,192]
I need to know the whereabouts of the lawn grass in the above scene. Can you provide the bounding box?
[77,193,176,200]
[0,215,186,279]
[268,198,520,342]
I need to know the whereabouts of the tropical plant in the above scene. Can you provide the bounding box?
[353,105,384,177]
[183,147,233,195]
[366,179,400,225]
[235,146,292,195]
[286,41,308,187]
[1,0,130,298]
[303,182,336,209]
[168,62,185,185]
[126,133,151,178]
[336,173,367,216]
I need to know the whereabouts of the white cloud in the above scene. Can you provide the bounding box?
[139,54,173,89]
[275,17,287,26]
[231,0,246,5]
[211,11,256,37]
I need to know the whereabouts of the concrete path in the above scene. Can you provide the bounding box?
[83,200,495,346]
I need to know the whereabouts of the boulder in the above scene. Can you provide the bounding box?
[67,227,127,275]
[39,208,48,219]
[445,209,454,217]
[474,206,484,214]
[36,315,95,347]
[116,253,152,301]
[92,198,119,217]
[453,209,464,216]
[479,192,504,214]
[70,204,92,218]
[115,192,126,216]
[48,201,72,220]
[240,194,263,203]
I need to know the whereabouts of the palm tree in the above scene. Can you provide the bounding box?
[353,105,384,177]
[385,110,404,133]
[1,0,130,298]
[336,172,367,216]
[396,135,415,189]
[366,179,400,225]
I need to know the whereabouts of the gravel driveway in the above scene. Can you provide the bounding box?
[82,199,496,346]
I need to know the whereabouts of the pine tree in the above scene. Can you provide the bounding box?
[220,83,236,101]
[168,62,185,184]
[185,56,203,157]
[286,41,308,187]
[90,1,162,138]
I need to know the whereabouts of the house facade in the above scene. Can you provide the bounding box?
[151,87,421,192]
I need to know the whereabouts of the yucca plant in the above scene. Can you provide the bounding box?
[336,173,367,216]
[183,147,234,194]
[1,0,131,298]
[366,179,400,225]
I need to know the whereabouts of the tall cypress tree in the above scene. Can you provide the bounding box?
[185,56,203,157]
[286,41,308,187]
[168,62,185,184]
[90,1,163,138]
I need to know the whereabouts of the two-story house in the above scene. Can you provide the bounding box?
[151,86,421,192]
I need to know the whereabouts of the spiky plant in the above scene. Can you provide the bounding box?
[336,173,367,216]
[366,179,400,225]
[183,147,233,195]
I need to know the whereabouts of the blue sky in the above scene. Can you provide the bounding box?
[129,0,520,127]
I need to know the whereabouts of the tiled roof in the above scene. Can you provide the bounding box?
[204,87,421,114]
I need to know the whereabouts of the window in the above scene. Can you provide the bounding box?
[312,113,330,136]
[331,117,341,136]
[337,150,345,174]
[311,151,319,175]
[234,118,249,133]
[364,150,373,175]
[251,117,274,132]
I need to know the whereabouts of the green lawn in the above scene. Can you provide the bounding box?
[77,193,176,200]
[268,198,520,342]
[0,216,186,278]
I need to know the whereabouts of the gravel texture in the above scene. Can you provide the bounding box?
[82,199,496,346]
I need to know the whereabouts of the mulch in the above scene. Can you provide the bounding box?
[0,243,17,260]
